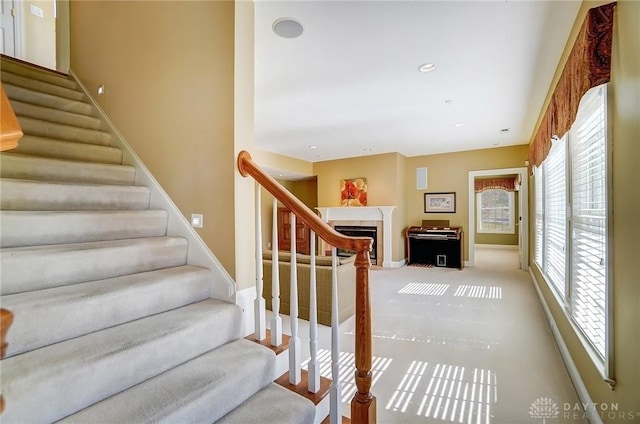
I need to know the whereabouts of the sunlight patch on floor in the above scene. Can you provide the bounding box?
[454,285,503,299]
[398,282,450,296]
[417,364,497,424]
[302,349,392,403]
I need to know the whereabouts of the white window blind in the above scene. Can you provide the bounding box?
[570,85,608,358]
[534,169,544,267]
[543,137,567,297]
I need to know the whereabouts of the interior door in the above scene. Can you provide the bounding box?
[0,0,16,56]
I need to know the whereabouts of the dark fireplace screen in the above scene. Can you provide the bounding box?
[333,225,377,265]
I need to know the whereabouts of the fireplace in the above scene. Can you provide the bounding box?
[334,225,378,265]
[316,206,396,267]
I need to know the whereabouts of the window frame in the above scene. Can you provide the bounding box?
[532,84,614,383]
[476,189,516,234]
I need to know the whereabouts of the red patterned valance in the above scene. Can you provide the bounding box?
[475,177,516,193]
[529,2,616,173]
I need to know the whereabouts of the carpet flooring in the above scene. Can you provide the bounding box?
[272,245,586,424]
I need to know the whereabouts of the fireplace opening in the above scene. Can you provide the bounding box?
[333,225,377,265]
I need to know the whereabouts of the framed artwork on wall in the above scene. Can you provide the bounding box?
[341,178,367,206]
[424,192,456,213]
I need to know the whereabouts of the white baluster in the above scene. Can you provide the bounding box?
[254,183,266,341]
[271,198,282,346]
[289,212,301,384]
[308,231,320,393]
[329,246,342,423]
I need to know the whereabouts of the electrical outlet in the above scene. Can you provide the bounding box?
[191,213,203,228]
[267,242,271,249]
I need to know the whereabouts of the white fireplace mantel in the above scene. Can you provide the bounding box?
[316,206,397,267]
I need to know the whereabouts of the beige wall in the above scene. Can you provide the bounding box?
[70,1,237,277]
[21,0,56,69]
[314,152,405,262]
[405,145,529,260]
[529,0,640,418]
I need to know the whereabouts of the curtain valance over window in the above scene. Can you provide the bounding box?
[529,2,616,172]
[474,177,516,193]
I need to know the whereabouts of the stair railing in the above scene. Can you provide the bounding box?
[0,82,23,151]
[238,151,377,424]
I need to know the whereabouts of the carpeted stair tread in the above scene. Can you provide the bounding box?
[2,83,93,115]
[0,236,189,295]
[0,299,242,423]
[17,115,111,145]
[60,339,277,424]
[2,265,214,357]
[11,99,102,130]
[217,383,316,424]
[8,134,122,163]
[0,153,135,185]
[0,178,149,211]
[1,70,84,101]
[0,209,169,247]
[0,59,78,90]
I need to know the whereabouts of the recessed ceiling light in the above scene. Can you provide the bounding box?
[454,123,465,127]
[418,63,437,73]
[273,18,304,38]
[500,128,511,134]
[308,145,318,149]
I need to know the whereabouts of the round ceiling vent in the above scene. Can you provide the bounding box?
[273,18,304,38]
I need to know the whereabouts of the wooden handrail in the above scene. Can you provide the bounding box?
[0,82,23,152]
[1,308,14,414]
[238,151,372,253]
[238,150,377,423]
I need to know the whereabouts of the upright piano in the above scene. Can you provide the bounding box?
[406,224,464,269]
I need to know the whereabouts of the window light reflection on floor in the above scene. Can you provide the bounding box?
[454,285,503,299]
[302,349,392,403]
[398,282,450,296]
[386,360,428,413]
[417,364,497,424]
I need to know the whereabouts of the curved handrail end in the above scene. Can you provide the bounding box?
[238,150,252,177]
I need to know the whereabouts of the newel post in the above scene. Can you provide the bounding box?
[350,249,376,424]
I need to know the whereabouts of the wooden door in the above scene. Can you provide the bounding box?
[277,207,310,254]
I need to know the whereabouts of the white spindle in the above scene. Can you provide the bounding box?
[329,246,342,423]
[308,231,320,393]
[271,198,282,346]
[254,183,266,341]
[289,213,301,384]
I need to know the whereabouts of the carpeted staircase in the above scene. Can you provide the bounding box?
[0,57,315,423]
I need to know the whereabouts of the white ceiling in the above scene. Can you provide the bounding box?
[254,0,581,165]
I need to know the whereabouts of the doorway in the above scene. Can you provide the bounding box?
[467,167,528,270]
[0,0,69,73]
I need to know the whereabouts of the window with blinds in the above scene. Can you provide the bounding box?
[534,83,610,372]
[543,137,567,297]
[534,168,544,267]
[570,85,608,358]
[477,189,515,233]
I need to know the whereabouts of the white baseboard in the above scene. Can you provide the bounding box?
[529,270,602,424]
[475,243,519,250]
[387,258,406,268]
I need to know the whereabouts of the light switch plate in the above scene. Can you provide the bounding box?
[191,213,203,228]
